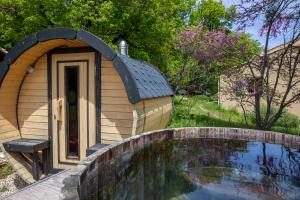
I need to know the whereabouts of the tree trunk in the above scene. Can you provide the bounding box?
[175,57,188,93]
[262,143,270,175]
[255,94,263,130]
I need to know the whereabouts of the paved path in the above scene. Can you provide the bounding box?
[3,170,70,200]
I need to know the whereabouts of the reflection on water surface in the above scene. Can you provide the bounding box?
[96,138,300,200]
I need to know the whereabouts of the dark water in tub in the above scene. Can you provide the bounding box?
[96,139,300,200]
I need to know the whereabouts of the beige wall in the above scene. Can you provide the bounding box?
[100,56,134,144]
[0,39,89,183]
[8,52,173,146]
[100,57,173,143]
[219,43,300,118]
[18,55,48,140]
[220,77,300,118]
[133,96,173,134]
[0,59,32,182]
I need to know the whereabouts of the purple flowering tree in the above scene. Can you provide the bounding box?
[179,24,242,64]
[225,0,300,130]
[175,23,253,94]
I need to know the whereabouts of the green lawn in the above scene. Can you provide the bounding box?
[0,162,13,179]
[169,95,300,135]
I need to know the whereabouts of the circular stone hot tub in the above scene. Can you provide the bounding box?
[60,128,300,200]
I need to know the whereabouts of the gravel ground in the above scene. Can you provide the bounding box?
[0,157,28,199]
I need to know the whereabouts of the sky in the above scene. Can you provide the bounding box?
[223,0,284,49]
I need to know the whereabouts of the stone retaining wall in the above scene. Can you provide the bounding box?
[60,127,300,200]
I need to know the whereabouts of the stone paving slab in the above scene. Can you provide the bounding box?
[3,170,70,200]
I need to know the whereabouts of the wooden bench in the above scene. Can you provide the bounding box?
[3,139,49,180]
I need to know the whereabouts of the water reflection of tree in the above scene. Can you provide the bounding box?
[173,139,248,185]
[255,143,300,189]
[98,140,196,200]
[97,139,300,200]
[175,139,300,199]
[141,141,196,200]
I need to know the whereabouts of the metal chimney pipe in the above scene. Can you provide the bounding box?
[119,38,128,56]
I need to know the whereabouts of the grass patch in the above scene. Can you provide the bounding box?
[169,95,300,135]
[0,186,8,193]
[0,163,13,179]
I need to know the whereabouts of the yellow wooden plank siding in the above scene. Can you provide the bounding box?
[18,55,49,140]
[16,40,88,141]
[100,57,133,144]
[0,39,88,182]
[133,96,173,134]
[0,62,27,182]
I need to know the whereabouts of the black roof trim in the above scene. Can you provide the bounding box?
[0,28,173,104]
[0,61,8,86]
[36,28,77,42]
[76,30,116,60]
[2,28,116,66]
[5,34,38,64]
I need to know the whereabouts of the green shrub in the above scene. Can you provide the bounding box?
[247,105,300,129]
[0,163,13,179]
[0,186,8,193]
[276,112,300,129]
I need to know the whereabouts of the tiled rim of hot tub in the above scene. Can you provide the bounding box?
[60,127,300,200]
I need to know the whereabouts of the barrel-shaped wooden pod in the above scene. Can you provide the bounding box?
[0,28,173,182]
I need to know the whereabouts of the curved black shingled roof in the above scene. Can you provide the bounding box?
[114,55,173,102]
[0,28,173,104]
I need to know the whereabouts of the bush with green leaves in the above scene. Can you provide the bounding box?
[276,112,300,129]
[0,163,13,179]
[247,106,300,130]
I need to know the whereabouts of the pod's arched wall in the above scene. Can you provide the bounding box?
[0,35,173,183]
[133,96,173,134]
[0,39,88,183]
[18,55,49,140]
[100,56,133,144]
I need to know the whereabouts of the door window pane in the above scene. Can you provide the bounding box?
[65,66,79,158]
